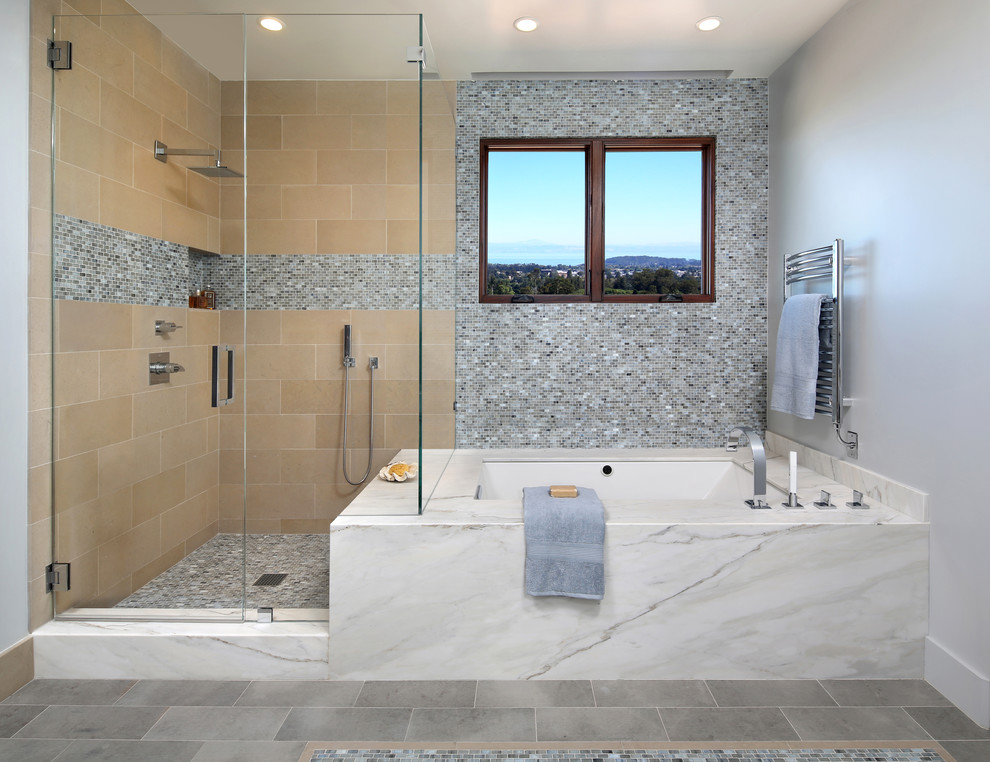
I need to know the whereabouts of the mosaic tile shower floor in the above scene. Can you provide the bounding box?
[307,751,945,762]
[116,534,329,609]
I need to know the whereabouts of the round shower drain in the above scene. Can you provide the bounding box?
[601,464,613,476]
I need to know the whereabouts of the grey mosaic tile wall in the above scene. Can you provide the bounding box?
[53,215,454,310]
[455,79,769,448]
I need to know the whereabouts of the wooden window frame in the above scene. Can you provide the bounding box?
[479,137,715,304]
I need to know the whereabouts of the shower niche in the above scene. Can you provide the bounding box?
[47,8,454,622]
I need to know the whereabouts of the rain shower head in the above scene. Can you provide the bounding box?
[154,140,244,178]
[190,160,244,178]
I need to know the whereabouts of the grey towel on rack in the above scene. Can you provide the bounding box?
[771,293,825,419]
[524,486,605,600]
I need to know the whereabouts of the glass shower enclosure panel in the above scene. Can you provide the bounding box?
[49,12,247,619]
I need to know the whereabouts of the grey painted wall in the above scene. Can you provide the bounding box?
[769,0,990,726]
[0,0,30,653]
[455,79,769,448]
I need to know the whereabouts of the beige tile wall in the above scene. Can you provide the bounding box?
[51,301,220,610]
[218,309,455,532]
[219,79,455,257]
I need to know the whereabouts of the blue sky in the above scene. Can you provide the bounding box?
[487,149,702,264]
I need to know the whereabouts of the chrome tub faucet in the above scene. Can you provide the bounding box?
[725,426,769,509]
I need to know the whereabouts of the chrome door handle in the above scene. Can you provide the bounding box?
[211,344,235,407]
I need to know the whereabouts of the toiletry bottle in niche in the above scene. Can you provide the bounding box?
[202,286,216,310]
[189,289,203,308]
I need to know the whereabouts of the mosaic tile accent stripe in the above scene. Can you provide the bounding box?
[455,79,769,448]
[54,215,455,310]
[309,750,944,762]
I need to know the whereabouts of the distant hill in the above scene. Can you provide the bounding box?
[605,255,700,269]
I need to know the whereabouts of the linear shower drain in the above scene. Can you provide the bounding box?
[253,573,288,587]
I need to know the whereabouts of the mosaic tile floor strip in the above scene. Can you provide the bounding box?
[307,750,945,762]
[116,534,329,609]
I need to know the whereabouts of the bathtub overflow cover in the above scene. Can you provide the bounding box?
[602,464,613,476]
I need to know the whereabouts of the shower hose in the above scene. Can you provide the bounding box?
[342,358,375,485]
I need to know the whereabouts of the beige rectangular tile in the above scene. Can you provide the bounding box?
[159,116,210,156]
[30,149,51,213]
[426,218,455,253]
[132,385,186,438]
[58,396,132,457]
[281,380,346,415]
[386,219,418,255]
[317,220,386,254]
[423,310,455,344]
[134,305,190,349]
[221,80,243,116]
[53,450,99,514]
[386,149,418,185]
[219,218,244,254]
[386,81,419,115]
[351,115,386,149]
[222,114,282,151]
[385,115,418,149]
[280,449,335,485]
[161,489,214,550]
[100,177,162,239]
[97,432,162,496]
[317,149,386,185]
[352,185,386,220]
[61,14,133,94]
[53,63,100,124]
[385,184,419,220]
[56,300,132,352]
[0,639,34,703]
[280,310,349,344]
[53,351,100,406]
[163,200,210,250]
[247,80,317,115]
[184,516,218,554]
[100,0,162,68]
[100,80,158,146]
[161,419,208,471]
[245,414,316,450]
[281,519,330,534]
[54,160,100,221]
[97,516,160,592]
[186,307,220,346]
[57,110,132,185]
[186,169,220,217]
[351,309,419,345]
[245,344,316,380]
[281,114,351,150]
[386,343,455,381]
[187,93,220,147]
[60,484,132,561]
[246,483,315,520]
[243,379,281,414]
[132,465,186,526]
[133,55,186,124]
[30,297,53,357]
[161,35,211,105]
[131,542,184,593]
[186,382,216,423]
[425,182,455,220]
[29,463,52,525]
[315,415,385,454]
[208,74,222,112]
[245,219,316,254]
[223,184,281,220]
[317,81,386,115]
[282,185,351,220]
[245,149,317,185]
[132,143,186,205]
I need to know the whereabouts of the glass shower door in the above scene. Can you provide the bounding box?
[49,11,247,619]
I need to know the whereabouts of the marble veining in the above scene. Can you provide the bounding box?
[329,448,928,681]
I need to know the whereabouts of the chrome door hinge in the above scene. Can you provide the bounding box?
[406,45,425,66]
[47,40,72,70]
[46,562,70,592]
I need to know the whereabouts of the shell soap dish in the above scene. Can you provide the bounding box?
[378,461,417,482]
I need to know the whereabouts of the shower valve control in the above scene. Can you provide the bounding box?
[369,356,379,369]
[149,352,185,385]
[155,320,182,335]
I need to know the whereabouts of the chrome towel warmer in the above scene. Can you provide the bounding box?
[783,238,858,457]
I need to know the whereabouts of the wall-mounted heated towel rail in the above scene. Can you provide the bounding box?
[783,238,858,457]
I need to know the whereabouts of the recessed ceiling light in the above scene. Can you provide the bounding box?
[696,16,722,32]
[258,16,284,32]
[514,17,539,33]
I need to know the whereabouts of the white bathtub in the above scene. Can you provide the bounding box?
[330,448,929,680]
[477,458,782,502]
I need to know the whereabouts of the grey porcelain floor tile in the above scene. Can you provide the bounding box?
[535,707,666,742]
[406,708,536,742]
[820,679,953,707]
[476,681,594,707]
[0,705,45,737]
[143,706,290,741]
[706,680,836,707]
[235,681,363,708]
[0,738,71,762]
[592,680,715,708]
[355,681,477,707]
[3,680,135,706]
[53,739,203,761]
[782,706,932,741]
[274,708,412,742]
[116,681,249,707]
[190,740,308,761]
[904,706,990,740]
[660,707,799,742]
[940,739,990,762]
[13,705,167,740]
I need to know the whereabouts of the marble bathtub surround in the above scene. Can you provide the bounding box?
[767,432,929,521]
[329,448,928,681]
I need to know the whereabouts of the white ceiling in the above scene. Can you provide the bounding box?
[125,0,853,81]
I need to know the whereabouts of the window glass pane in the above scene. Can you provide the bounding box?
[604,150,703,296]
[486,151,586,296]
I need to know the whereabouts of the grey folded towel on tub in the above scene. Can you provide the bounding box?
[524,486,605,600]
[771,293,825,419]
